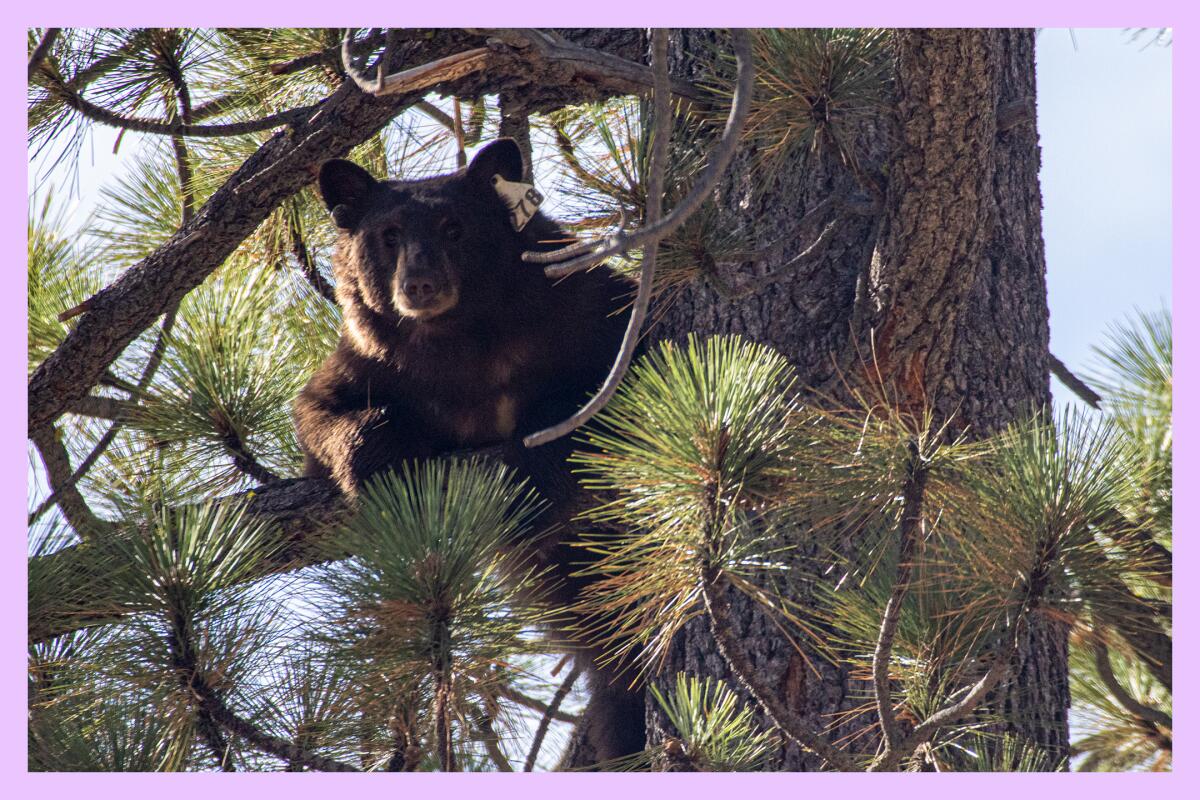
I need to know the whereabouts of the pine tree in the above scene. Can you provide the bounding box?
[27,27,1170,772]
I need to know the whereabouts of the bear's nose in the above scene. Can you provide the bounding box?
[402,278,439,303]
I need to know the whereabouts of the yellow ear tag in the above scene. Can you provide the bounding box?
[491,174,543,232]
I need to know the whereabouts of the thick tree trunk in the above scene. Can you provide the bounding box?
[645,28,1067,770]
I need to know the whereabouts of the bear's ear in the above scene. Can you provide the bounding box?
[318,159,378,230]
[466,139,524,185]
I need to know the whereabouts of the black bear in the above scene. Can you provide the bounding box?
[294,139,643,765]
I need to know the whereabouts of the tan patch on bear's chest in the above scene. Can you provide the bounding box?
[450,393,519,443]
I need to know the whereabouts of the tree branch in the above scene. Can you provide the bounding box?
[1093,642,1172,738]
[521,29,680,447]
[29,476,348,644]
[524,663,583,771]
[27,30,671,434]
[1048,352,1102,409]
[493,682,579,724]
[871,441,928,765]
[30,424,113,540]
[28,28,61,82]
[523,29,753,278]
[44,72,319,137]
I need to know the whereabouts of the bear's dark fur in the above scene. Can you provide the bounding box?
[294,139,644,764]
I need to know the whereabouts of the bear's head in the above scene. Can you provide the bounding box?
[318,139,542,326]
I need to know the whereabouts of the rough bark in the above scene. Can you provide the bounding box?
[644,28,1066,770]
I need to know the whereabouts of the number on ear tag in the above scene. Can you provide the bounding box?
[491,174,544,232]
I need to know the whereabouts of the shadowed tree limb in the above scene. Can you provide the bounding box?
[1092,642,1172,746]
[524,663,583,771]
[28,28,61,82]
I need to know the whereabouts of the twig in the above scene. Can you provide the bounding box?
[871,442,928,767]
[494,683,579,724]
[522,29,752,448]
[415,99,455,131]
[198,681,359,771]
[30,425,112,540]
[891,635,1019,765]
[452,98,467,168]
[67,395,136,422]
[474,707,514,771]
[712,220,840,300]
[28,28,61,82]
[289,212,337,303]
[499,93,533,182]
[524,664,583,771]
[45,72,317,138]
[31,308,179,528]
[434,682,456,771]
[1048,352,1102,409]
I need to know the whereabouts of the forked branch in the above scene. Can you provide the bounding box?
[522,29,754,448]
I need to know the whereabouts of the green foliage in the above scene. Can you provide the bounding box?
[650,674,777,771]
[572,335,812,672]
[129,264,317,489]
[27,193,105,375]
[547,98,754,301]
[1069,641,1171,771]
[313,460,553,765]
[710,29,893,175]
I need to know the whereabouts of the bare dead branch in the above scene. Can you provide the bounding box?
[522,28,679,448]
[343,28,490,97]
[1048,352,1102,409]
[523,29,753,448]
[524,664,583,771]
[28,28,61,82]
[524,29,754,278]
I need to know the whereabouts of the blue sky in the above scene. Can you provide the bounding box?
[1036,29,1171,394]
[28,28,1173,404]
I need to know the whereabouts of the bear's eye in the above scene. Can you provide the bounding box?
[441,219,463,242]
[381,228,402,248]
